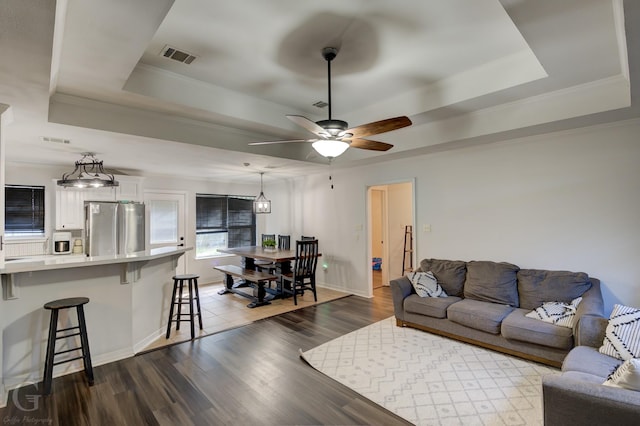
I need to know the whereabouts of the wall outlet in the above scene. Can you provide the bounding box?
[423,224,431,232]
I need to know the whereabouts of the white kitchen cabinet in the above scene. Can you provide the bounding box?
[54,183,114,230]
[53,176,143,230]
[55,188,85,230]
[83,187,116,202]
[115,176,143,202]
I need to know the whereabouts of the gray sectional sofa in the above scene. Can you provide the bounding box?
[390,259,604,367]
[542,315,640,425]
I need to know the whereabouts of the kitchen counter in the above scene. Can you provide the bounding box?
[1,246,192,405]
[1,246,191,274]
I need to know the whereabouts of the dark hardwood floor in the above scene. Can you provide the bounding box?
[1,286,411,425]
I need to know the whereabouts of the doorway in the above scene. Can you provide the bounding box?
[367,181,414,293]
[144,190,187,275]
[370,189,385,289]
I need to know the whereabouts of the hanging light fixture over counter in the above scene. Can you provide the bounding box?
[253,172,271,214]
[57,152,119,188]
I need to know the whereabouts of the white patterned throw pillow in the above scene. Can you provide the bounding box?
[407,271,448,298]
[599,304,640,361]
[604,358,640,391]
[525,297,582,328]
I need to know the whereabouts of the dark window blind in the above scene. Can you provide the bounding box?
[228,197,255,247]
[5,185,45,234]
[196,195,226,232]
[196,194,255,248]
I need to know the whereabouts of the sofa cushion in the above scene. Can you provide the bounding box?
[517,269,592,310]
[599,303,640,361]
[502,308,574,350]
[562,346,622,377]
[447,299,514,334]
[407,271,447,298]
[561,371,610,385]
[418,259,466,297]
[463,261,520,307]
[404,295,462,319]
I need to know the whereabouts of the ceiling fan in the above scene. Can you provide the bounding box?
[249,47,412,159]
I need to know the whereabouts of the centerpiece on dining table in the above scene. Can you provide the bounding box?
[262,238,277,251]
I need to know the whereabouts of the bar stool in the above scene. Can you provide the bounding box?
[42,297,94,395]
[166,274,203,340]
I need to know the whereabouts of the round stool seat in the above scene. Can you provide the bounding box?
[44,297,90,310]
[173,274,199,280]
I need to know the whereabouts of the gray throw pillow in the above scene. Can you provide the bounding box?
[418,259,467,297]
[464,261,520,307]
[517,269,591,311]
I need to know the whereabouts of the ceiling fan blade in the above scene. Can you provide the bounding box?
[249,139,313,146]
[345,116,411,139]
[348,138,394,152]
[286,115,328,137]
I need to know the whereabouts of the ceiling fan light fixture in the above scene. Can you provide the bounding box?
[248,47,410,156]
[57,152,119,188]
[312,139,350,159]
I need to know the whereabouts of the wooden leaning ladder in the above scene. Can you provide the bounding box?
[402,225,413,275]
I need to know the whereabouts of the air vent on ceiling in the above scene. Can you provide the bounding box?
[160,45,197,64]
[41,136,70,144]
[313,101,329,109]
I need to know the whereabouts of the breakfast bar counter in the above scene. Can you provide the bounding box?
[0,246,190,274]
[0,247,191,406]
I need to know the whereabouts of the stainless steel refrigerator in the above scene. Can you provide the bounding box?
[85,201,145,256]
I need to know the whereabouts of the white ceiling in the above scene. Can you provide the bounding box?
[1,0,638,183]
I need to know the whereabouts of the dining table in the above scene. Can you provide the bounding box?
[216,245,321,305]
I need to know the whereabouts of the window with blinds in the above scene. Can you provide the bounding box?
[195,194,255,257]
[5,185,46,236]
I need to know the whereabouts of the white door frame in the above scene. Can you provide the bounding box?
[144,190,188,275]
[366,179,416,297]
[368,186,389,290]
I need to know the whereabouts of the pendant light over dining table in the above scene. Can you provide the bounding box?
[57,152,119,188]
[253,172,271,214]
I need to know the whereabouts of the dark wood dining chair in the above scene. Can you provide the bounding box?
[281,239,319,305]
[256,233,277,285]
[278,235,291,250]
[300,235,315,240]
[256,234,275,267]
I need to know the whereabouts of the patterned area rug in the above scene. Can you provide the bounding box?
[300,317,559,425]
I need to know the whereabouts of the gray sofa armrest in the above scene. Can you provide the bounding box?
[543,374,640,426]
[572,278,604,337]
[575,315,608,347]
[390,276,414,321]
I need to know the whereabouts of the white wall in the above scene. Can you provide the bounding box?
[0,105,11,405]
[5,118,640,314]
[294,119,640,314]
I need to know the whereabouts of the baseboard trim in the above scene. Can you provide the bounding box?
[1,347,134,398]
[133,328,165,354]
